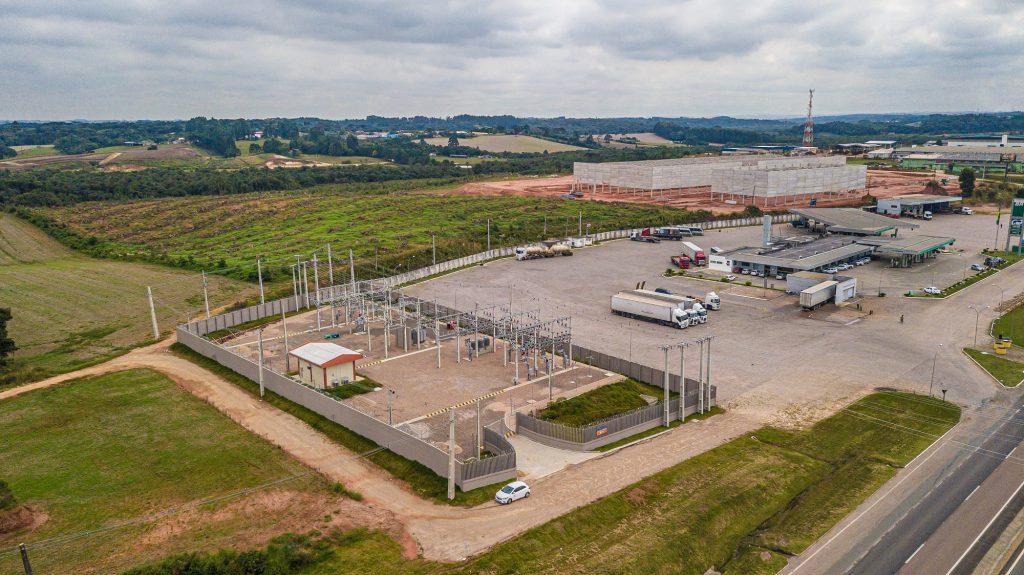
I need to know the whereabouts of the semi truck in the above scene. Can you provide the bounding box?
[629,228,661,243]
[680,241,707,266]
[799,280,838,310]
[670,255,692,269]
[515,244,573,260]
[686,291,721,310]
[611,290,695,329]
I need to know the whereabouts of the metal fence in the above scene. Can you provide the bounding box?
[572,344,717,402]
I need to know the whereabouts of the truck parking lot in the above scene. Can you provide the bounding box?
[407,212,1004,426]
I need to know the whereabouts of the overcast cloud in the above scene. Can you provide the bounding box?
[2,0,1023,120]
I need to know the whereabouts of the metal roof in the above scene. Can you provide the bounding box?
[884,194,963,206]
[789,208,919,234]
[289,342,363,367]
[721,238,874,271]
[855,235,956,256]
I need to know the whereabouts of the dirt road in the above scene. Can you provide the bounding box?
[1,336,758,561]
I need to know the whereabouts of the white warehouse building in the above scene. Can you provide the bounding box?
[710,163,867,208]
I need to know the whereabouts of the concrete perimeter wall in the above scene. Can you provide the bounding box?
[575,155,846,190]
[175,326,517,489]
[711,164,867,197]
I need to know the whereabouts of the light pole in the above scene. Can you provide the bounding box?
[929,343,943,397]
[969,305,988,347]
[995,285,1006,309]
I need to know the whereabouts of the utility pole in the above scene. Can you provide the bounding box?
[487,218,491,251]
[146,286,159,340]
[706,336,713,411]
[431,233,437,266]
[348,249,356,288]
[447,407,456,501]
[929,343,943,397]
[257,258,265,305]
[302,261,310,308]
[312,253,320,305]
[388,390,395,425]
[327,243,334,285]
[678,342,687,420]
[578,211,583,236]
[662,345,671,427]
[698,338,705,414]
[201,271,210,319]
[282,307,290,372]
[476,399,483,459]
[19,543,32,575]
[257,328,265,399]
[291,265,299,309]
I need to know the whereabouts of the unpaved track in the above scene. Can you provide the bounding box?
[0,336,758,561]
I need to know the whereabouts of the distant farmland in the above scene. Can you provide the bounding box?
[425,134,585,153]
[0,213,253,386]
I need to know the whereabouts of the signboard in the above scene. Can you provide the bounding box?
[595,426,609,437]
[1012,218,1023,237]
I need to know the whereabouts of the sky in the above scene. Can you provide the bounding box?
[3,0,1023,120]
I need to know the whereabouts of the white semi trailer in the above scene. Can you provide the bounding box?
[799,280,838,310]
[611,291,692,329]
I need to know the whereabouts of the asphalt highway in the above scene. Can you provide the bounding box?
[844,397,1024,575]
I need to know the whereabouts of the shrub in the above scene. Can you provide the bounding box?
[0,480,15,511]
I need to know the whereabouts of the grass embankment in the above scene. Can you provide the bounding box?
[0,213,253,389]
[964,348,1024,387]
[424,134,585,153]
[170,343,500,506]
[37,180,700,284]
[125,391,959,575]
[911,252,1023,298]
[994,302,1024,344]
[536,378,676,426]
[0,369,327,574]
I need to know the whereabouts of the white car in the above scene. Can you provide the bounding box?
[496,480,531,505]
[724,274,737,281]
[923,286,941,295]
[971,263,986,271]
[823,267,839,274]
[837,263,853,271]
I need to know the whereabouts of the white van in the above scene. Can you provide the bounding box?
[922,211,933,220]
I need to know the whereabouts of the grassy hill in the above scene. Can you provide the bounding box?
[36,180,699,283]
[0,213,253,388]
[0,369,328,574]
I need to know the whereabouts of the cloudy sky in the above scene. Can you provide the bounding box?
[3,0,1023,120]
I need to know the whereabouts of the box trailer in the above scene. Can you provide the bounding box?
[611,291,691,329]
[799,280,838,310]
[653,227,685,240]
[680,241,707,266]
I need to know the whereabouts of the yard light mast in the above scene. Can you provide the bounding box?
[929,343,943,397]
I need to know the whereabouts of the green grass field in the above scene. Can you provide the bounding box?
[125,391,959,575]
[0,214,254,388]
[964,348,1024,387]
[38,180,698,284]
[11,145,58,158]
[424,134,585,153]
[536,378,673,426]
[0,369,326,575]
[993,302,1024,344]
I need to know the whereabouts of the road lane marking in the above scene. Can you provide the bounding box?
[965,485,981,502]
[906,543,925,564]
[1007,540,1024,574]
[786,424,957,574]
[1008,446,1018,460]
[945,478,1024,575]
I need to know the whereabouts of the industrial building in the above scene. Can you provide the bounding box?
[875,194,964,217]
[710,162,866,207]
[946,134,1024,148]
[786,271,858,304]
[855,235,958,267]
[893,145,1024,174]
[289,342,363,389]
[709,235,873,277]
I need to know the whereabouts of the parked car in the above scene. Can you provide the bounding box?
[741,269,750,275]
[732,266,743,273]
[323,332,341,339]
[724,275,737,281]
[835,263,851,271]
[855,258,869,266]
[775,273,785,280]
[655,287,672,294]
[961,207,973,215]
[923,286,941,295]
[495,481,531,504]
[971,263,986,271]
[823,267,839,274]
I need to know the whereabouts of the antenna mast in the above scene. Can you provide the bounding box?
[802,89,814,147]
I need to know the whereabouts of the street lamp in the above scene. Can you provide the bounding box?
[994,285,1006,309]
[929,343,943,397]
[968,305,988,347]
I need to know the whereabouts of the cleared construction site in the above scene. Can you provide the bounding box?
[572,155,866,208]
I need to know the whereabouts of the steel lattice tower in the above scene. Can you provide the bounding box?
[802,89,814,147]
